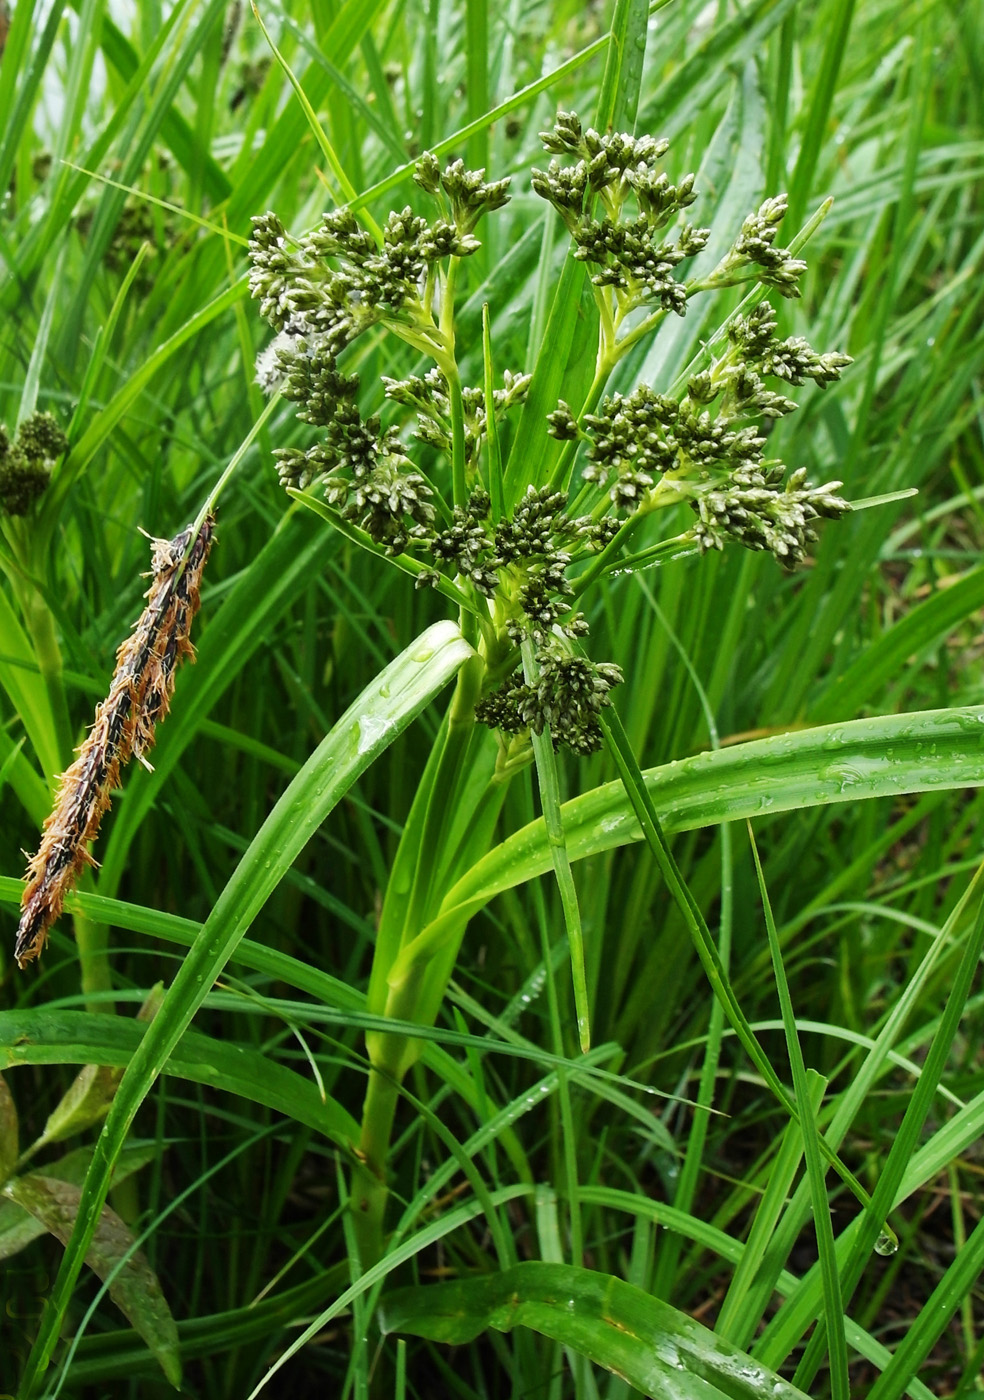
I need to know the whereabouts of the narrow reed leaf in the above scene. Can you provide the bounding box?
[747,825,849,1400]
[245,1185,536,1397]
[464,0,489,176]
[595,0,650,136]
[521,639,590,1053]
[248,0,381,241]
[483,304,504,521]
[771,868,984,1387]
[0,586,62,787]
[594,706,871,1209]
[785,0,856,227]
[811,565,984,721]
[49,281,245,510]
[350,36,611,213]
[57,162,250,246]
[0,735,47,828]
[17,243,66,430]
[864,1212,984,1400]
[716,1072,826,1348]
[0,0,62,204]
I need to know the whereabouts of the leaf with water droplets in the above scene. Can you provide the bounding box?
[437,706,984,926]
[382,1262,811,1400]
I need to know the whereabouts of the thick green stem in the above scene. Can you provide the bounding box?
[351,653,486,1267]
[402,652,484,936]
[521,638,590,1052]
[351,1070,401,1269]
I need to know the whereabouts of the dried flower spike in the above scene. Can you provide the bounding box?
[14,515,215,968]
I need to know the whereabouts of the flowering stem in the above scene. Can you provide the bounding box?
[611,303,669,360]
[445,360,468,511]
[570,509,649,598]
[547,354,614,494]
[601,529,698,578]
[352,650,485,1267]
[193,393,280,542]
[521,637,591,1053]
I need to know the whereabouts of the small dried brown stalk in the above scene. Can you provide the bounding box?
[15,515,215,968]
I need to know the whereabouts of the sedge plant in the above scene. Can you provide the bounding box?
[245,111,854,1270]
[4,1,984,1396]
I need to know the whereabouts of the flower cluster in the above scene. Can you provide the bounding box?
[532,112,709,318]
[277,394,436,555]
[0,412,67,516]
[412,154,512,232]
[721,196,809,298]
[248,121,854,753]
[475,642,623,756]
[249,156,509,362]
[383,367,531,465]
[562,302,852,567]
[689,463,849,563]
[421,486,617,637]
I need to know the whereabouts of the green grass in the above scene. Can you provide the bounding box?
[1,0,983,1396]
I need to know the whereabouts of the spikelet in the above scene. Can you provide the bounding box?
[14,515,215,968]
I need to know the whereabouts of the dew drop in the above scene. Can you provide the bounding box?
[358,714,394,754]
[874,1231,898,1257]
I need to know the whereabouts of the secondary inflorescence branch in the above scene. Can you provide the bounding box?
[556,301,852,567]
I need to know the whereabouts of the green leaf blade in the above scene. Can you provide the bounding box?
[382,1262,811,1400]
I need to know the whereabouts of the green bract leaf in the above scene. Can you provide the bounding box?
[437,706,984,926]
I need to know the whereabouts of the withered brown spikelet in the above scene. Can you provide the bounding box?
[15,514,215,968]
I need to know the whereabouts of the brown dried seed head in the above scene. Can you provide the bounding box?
[14,514,215,968]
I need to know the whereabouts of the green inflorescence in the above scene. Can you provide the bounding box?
[247,114,852,758]
[0,413,67,517]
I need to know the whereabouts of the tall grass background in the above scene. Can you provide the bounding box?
[1,0,983,1395]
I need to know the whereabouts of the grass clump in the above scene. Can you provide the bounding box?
[1,1,984,1398]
